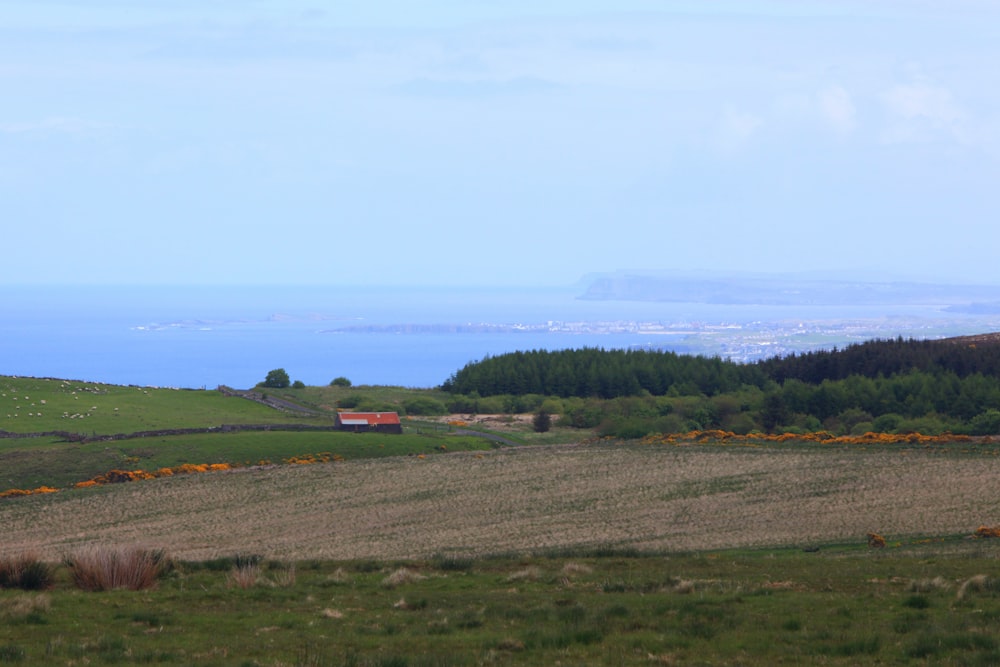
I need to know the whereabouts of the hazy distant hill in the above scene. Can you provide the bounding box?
[579,271,1000,306]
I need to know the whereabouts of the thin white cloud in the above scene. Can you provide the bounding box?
[715,108,762,153]
[0,116,113,134]
[880,81,966,144]
[817,85,856,136]
[393,76,562,98]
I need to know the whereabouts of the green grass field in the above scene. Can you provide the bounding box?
[0,377,506,491]
[4,544,1000,666]
[0,377,329,434]
[6,374,1000,665]
[1,430,497,490]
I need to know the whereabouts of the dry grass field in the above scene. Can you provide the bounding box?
[2,442,999,561]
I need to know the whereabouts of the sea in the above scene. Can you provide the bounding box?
[2,285,998,390]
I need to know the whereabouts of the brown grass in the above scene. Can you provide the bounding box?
[3,443,1000,561]
[909,576,951,593]
[381,567,426,589]
[957,574,993,600]
[64,545,169,591]
[267,563,296,588]
[506,566,543,582]
[227,563,261,589]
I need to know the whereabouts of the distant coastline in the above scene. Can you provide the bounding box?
[3,281,1000,389]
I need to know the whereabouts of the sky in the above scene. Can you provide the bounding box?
[2,1,999,287]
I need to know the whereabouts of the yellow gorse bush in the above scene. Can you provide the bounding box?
[71,463,234,489]
[974,525,1000,539]
[867,532,887,548]
[639,430,975,447]
[283,452,342,465]
[0,486,59,499]
[2,451,355,500]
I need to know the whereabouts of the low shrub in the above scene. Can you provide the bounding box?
[336,394,365,409]
[401,396,448,416]
[64,546,170,591]
[0,553,54,591]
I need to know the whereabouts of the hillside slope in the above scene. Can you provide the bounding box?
[2,443,997,560]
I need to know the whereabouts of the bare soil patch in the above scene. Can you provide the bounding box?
[3,443,999,561]
[428,413,536,432]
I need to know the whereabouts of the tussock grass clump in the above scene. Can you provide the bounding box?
[381,567,426,589]
[64,546,170,592]
[0,593,51,623]
[560,562,593,577]
[673,579,697,594]
[956,574,997,600]
[227,563,260,589]
[224,553,265,589]
[0,553,54,591]
[265,562,296,588]
[506,566,543,583]
[322,567,352,587]
[909,576,950,593]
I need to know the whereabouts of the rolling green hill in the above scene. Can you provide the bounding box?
[0,376,498,491]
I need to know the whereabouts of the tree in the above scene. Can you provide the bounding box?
[330,377,352,388]
[760,393,788,433]
[262,368,290,389]
[533,409,552,433]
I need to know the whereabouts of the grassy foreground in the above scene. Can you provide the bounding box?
[3,545,1000,666]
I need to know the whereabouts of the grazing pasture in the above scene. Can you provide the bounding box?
[0,377,320,434]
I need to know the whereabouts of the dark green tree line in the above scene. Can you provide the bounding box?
[441,348,768,399]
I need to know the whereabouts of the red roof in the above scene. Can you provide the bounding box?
[336,412,401,426]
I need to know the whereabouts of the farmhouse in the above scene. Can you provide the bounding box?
[335,411,403,434]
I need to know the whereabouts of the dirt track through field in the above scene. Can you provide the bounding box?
[3,444,999,561]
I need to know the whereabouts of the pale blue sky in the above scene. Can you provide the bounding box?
[2,1,998,286]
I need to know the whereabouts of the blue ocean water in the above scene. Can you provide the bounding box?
[0,285,989,389]
[0,285,676,389]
